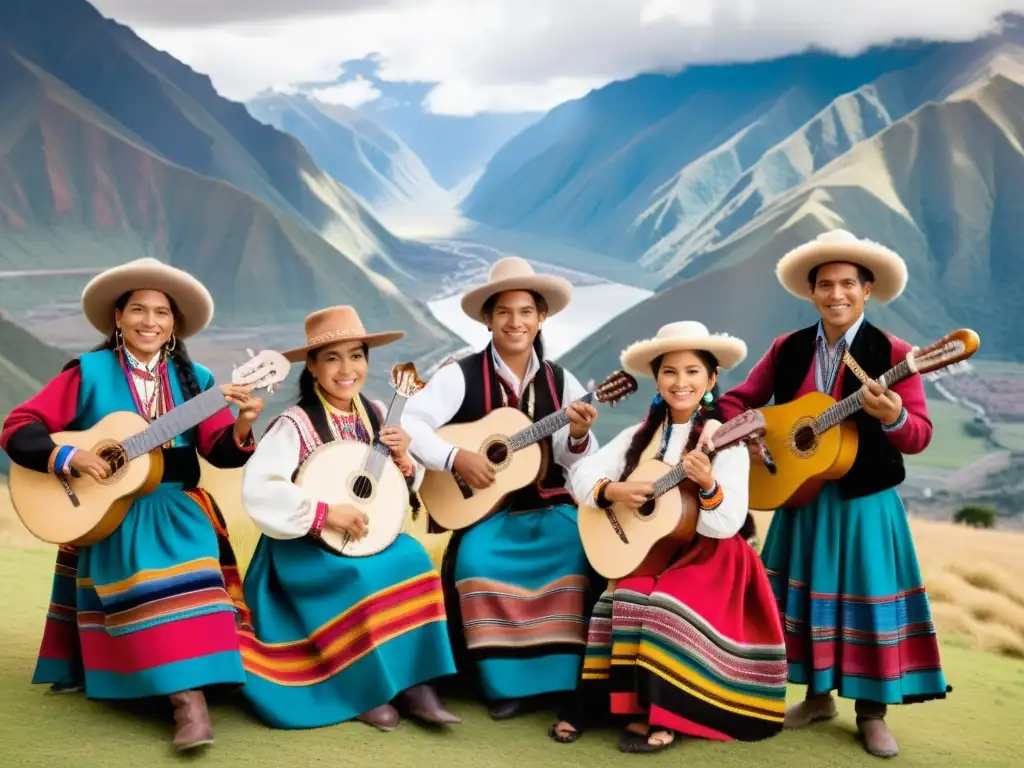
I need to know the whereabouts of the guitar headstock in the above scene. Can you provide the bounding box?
[232,349,292,394]
[704,409,766,453]
[912,329,980,375]
[593,370,639,406]
[391,362,427,397]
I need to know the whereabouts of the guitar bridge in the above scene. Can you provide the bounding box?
[452,470,474,500]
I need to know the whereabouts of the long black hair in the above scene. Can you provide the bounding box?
[66,290,202,402]
[482,290,547,361]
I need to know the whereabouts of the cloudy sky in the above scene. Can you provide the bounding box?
[92,0,1024,115]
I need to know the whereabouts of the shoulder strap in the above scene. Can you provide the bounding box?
[358,393,381,438]
[296,399,335,446]
[545,361,565,408]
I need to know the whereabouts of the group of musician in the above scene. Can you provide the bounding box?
[0,229,950,759]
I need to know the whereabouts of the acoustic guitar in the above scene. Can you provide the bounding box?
[8,349,292,547]
[419,370,639,531]
[747,328,980,510]
[294,362,426,557]
[578,409,767,579]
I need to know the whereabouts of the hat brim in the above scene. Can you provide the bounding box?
[775,239,908,303]
[460,274,573,323]
[620,336,747,378]
[81,262,214,339]
[282,330,406,362]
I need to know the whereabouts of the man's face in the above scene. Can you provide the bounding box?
[810,262,871,329]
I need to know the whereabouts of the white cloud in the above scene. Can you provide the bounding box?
[310,77,382,108]
[95,0,1024,116]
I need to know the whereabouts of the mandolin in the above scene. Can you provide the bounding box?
[294,362,426,557]
[8,350,291,547]
[578,410,766,580]
[418,370,639,531]
[747,328,980,510]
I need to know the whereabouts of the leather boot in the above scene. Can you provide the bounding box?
[783,692,837,729]
[357,703,400,731]
[169,690,214,751]
[856,700,899,758]
[399,684,462,725]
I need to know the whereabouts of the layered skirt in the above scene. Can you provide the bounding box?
[32,485,246,699]
[582,534,788,741]
[239,532,456,729]
[761,483,950,704]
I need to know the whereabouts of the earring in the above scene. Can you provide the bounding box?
[114,327,124,348]
[652,392,664,406]
[164,334,177,354]
[702,391,713,404]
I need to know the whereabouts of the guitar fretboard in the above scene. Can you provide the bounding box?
[651,464,687,498]
[508,391,597,451]
[363,394,408,480]
[813,358,912,434]
[121,386,229,459]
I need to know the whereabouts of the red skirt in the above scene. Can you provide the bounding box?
[581,535,788,741]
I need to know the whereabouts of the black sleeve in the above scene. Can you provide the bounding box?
[4,423,57,474]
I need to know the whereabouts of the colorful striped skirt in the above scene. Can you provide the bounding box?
[452,503,590,701]
[762,483,950,704]
[582,534,788,741]
[32,485,246,699]
[239,532,456,729]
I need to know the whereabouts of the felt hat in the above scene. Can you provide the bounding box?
[620,321,747,378]
[282,305,405,362]
[460,256,572,323]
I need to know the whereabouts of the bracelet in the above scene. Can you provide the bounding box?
[698,482,724,511]
[594,479,613,509]
[52,445,77,476]
[308,501,328,539]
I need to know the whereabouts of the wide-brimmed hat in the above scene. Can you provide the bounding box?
[775,229,908,303]
[620,321,747,378]
[282,305,405,362]
[81,257,214,339]
[460,256,573,323]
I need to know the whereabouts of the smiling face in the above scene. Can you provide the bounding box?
[810,262,871,333]
[115,289,175,361]
[656,350,717,419]
[306,339,367,407]
[485,290,546,359]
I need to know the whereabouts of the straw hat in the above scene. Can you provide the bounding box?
[620,321,747,378]
[282,305,405,362]
[460,256,573,323]
[775,229,908,303]
[81,257,214,339]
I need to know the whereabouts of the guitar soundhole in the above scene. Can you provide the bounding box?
[96,443,128,482]
[638,500,655,517]
[350,474,373,500]
[793,425,816,452]
[485,441,508,465]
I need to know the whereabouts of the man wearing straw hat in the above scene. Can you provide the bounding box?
[704,230,950,759]
[402,256,601,720]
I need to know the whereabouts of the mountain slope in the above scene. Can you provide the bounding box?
[558,71,1024,431]
[246,93,456,231]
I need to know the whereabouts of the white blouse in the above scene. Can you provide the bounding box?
[241,403,425,540]
[567,420,750,539]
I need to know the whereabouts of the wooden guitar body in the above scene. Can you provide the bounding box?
[294,440,409,557]
[7,410,164,547]
[748,391,859,511]
[418,406,542,531]
[578,458,700,580]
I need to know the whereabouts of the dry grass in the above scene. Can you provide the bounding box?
[3,477,1022,659]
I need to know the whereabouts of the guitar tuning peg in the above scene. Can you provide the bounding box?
[246,348,255,359]
[267,383,277,395]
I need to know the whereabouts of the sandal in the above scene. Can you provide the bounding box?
[548,721,580,744]
[618,726,677,754]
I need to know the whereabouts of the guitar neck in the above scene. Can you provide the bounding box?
[651,464,687,498]
[508,391,597,451]
[364,393,408,480]
[814,357,914,434]
[121,386,229,459]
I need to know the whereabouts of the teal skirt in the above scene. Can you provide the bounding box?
[452,503,590,701]
[761,483,950,704]
[240,532,456,729]
[32,484,246,699]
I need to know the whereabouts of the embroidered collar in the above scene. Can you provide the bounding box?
[490,344,540,397]
[122,346,162,374]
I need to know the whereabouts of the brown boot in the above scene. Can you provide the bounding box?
[856,700,899,758]
[398,684,462,725]
[357,702,400,731]
[783,692,838,729]
[169,690,214,751]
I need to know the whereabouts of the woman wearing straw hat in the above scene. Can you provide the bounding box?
[236,305,461,732]
[555,321,786,753]
[0,257,263,750]
[401,256,601,721]
[706,230,950,759]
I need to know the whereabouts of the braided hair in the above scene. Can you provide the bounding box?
[71,290,202,402]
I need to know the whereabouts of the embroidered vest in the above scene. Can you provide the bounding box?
[773,321,906,500]
[447,345,573,512]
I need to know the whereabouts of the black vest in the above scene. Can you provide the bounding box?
[448,346,574,512]
[773,321,906,500]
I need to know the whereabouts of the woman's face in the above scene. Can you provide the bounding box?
[307,340,367,405]
[115,289,174,359]
[656,350,715,415]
